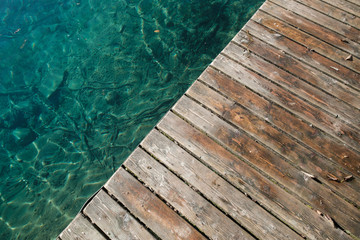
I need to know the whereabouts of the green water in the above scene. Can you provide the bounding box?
[0,0,264,239]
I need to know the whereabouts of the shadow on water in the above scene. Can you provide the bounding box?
[0,0,264,238]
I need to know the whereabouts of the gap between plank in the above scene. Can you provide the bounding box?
[138,144,262,240]
[154,126,307,238]
[120,164,211,240]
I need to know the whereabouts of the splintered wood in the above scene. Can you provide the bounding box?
[59,0,360,239]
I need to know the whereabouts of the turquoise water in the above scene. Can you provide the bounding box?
[0,0,264,239]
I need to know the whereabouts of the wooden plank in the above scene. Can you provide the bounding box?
[296,0,360,28]
[187,80,360,206]
[157,111,352,240]
[243,20,360,92]
[104,168,205,240]
[270,0,360,42]
[224,40,360,127]
[316,0,360,18]
[83,189,156,240]
[211,54,360,151]
[233,29,360,111]
[253,10,360,74]
[124,148,255,240]
[346,0,360,7]
[199,67,360,183]
[141,129,302,240]
[173,95,360,237]
[260,1,360,62]
[59,214,105,240]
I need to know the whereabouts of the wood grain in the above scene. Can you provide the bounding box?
[270,0,360,41]
[261,1,360,58]
[59,214,106,240]
[187,80,360,206]
[158,111,352,240]
[199,67,360,182]
[295,0,360,28]
[243,20,360,92]
[124,148,255,240]
[83,189,156,240]
[253,10,360,74]
[105,168,205,240]
[173,95,360,237]
[345,0,360,8]
[212,54,360,151]
[233,29,360,111]
[225,39,360,126]
[309,0,360,19]
[141,129,302,240]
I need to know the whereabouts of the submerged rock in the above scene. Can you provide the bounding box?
[105,91,123,105]
[38,63,65,99]
[12,128,38,146]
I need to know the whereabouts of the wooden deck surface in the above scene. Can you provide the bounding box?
[58,0,360,239]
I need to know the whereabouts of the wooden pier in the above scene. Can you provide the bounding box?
[58,0,360,239]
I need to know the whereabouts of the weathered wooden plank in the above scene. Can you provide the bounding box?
[224,40,360,128]
[346,0,360,6]
[260,1,360,61]
[233,31,360,112]
[104,168,205,240]
[59,214,105,240]
[124,148,255,240]
[253,10,360,74]
[141,129,302,240]
[316,0,360,18]
[270,0,360,41]
[212,54,360,151]
[158,111,352,240]
[296,0,360,28]
[83,189,156,240]
[199,67,360,182]
[187,80,360,206]
[173,95,360,237]
[243,20,360,92]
